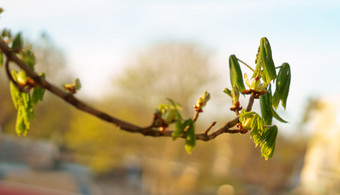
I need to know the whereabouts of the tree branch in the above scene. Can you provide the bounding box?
[0,38,255,141]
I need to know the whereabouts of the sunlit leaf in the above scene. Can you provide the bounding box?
[273,63,291,109]
[10,83,20,109]
[9,71,20,109]
[250,114,264,147]
[229,54,245,92]
[261,126,278,160]
[184,119,196,154]
[253,37,276,84]
[15,93,34,136]
[16,106,29,136]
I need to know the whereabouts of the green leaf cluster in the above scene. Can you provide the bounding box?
[157,99,197,154]
[239,110,278,160]
[4,31,46,136]
[172,118,196,154]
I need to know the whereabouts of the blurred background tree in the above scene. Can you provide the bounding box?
[63,42,233,194]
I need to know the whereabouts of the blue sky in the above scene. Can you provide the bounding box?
[2,0,340,131]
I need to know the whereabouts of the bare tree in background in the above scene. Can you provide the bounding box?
[114,42,216,117]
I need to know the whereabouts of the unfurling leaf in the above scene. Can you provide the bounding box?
[195,91,210,111]
[253,37,276,84]
[273,63,291,109]
[261,126,278,160]
[229,55,245,92]
[184,119,196,154]
[63,78,82,94]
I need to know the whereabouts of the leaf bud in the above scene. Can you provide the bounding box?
[194,91,210,111]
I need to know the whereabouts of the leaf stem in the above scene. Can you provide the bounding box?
[237,58,255,72]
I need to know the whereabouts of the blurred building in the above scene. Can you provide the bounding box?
[299,95,340,194]
[0,133,102,195]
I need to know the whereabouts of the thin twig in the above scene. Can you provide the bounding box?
[246,92,255,111]
[203,121,216,134]
[192,110,200,122]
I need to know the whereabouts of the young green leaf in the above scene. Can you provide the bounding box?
[260,125,278,160]
[184,119,196,154]
[250,114,264,147]
[273,63,291,109]
[12,33,23,52]
[229,54,245,92]
[253,37,276,84]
